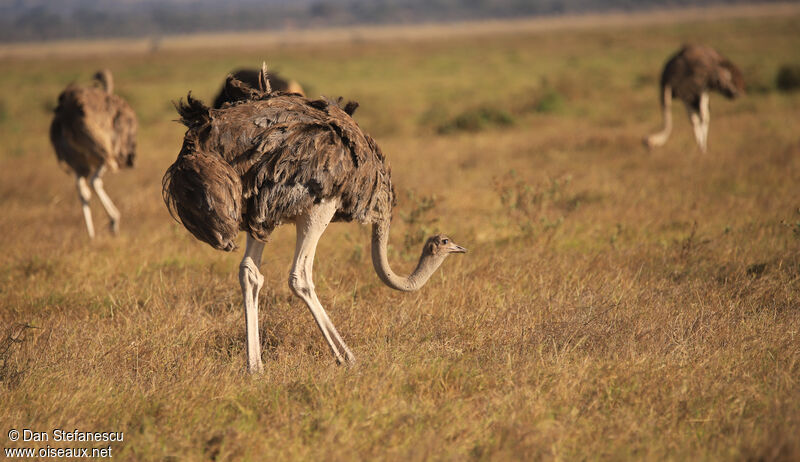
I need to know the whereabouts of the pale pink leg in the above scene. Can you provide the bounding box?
[90,166,121,234]
[76,175,95,239]
[239,234,265,373]
[289,199,355,364]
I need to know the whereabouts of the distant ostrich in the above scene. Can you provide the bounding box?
[50,69,138,238]
[163,66,466,372]
[212,68,305,108]
[644,44,745,153]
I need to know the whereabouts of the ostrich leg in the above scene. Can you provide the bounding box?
[90,165,121,234]
[239,234,265,373]
[289,199,355,364]
[687,102,707,153]
[699,91,710,152]
[76,175,95,239]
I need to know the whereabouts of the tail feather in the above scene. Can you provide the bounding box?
[219,64,273,106]
[258,62,271,93]
[175,93,211,129]
[163,139,242,251]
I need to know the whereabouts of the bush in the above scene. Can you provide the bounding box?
[776,64,800,92]
[436,105,514,134]
[534,88,565,113]
[493,171,574,237]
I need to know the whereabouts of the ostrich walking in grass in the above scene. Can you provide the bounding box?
[644,44,745,153]
[213,68,305,108]
[50,69,137,238]
[163,66,466,372]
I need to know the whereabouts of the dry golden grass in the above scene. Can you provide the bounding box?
[1,7,799,461]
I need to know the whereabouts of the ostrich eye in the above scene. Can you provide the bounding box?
[442,238,448,244]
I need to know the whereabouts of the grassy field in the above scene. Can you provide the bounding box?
[1,6,800,461]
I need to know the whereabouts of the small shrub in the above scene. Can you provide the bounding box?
[534,88,565,114]
[0,323,36,389]
[493,171,578,237]
[781,208,800,238]
[436,105,514,134]
[776,64,800,92]
[399,190,438,253]
[513,81,566,116]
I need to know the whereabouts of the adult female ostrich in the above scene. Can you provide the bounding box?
[212,68,305,108]
[644,44,745,153]
[163,67,466,372]
[50,69,138,238]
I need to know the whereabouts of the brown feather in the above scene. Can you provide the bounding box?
[50,70,138,177]
[163,139,242,251]
[660,44,745,108]
[164,90,395,250]
[212,69,304,109]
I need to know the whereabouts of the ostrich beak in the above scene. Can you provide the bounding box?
[447,242,467,254]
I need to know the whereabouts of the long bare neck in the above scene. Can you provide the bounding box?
[660,84,673,129]
[97,72,113,95]
[371,220,444,292]
[646,84,673,148]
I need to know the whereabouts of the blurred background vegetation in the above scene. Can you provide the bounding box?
[0,0,791,42]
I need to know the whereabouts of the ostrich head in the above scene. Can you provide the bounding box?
[715,60,745,98]
[372,224,466,293]
[124,140,136,168]
[422,234,467,260]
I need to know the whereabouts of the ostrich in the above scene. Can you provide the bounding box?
[163,66,466,372]
[50,69,138,238]
[212,68,305,108]
[644,44,745,153]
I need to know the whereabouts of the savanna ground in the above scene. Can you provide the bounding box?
[1,5,800,460]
